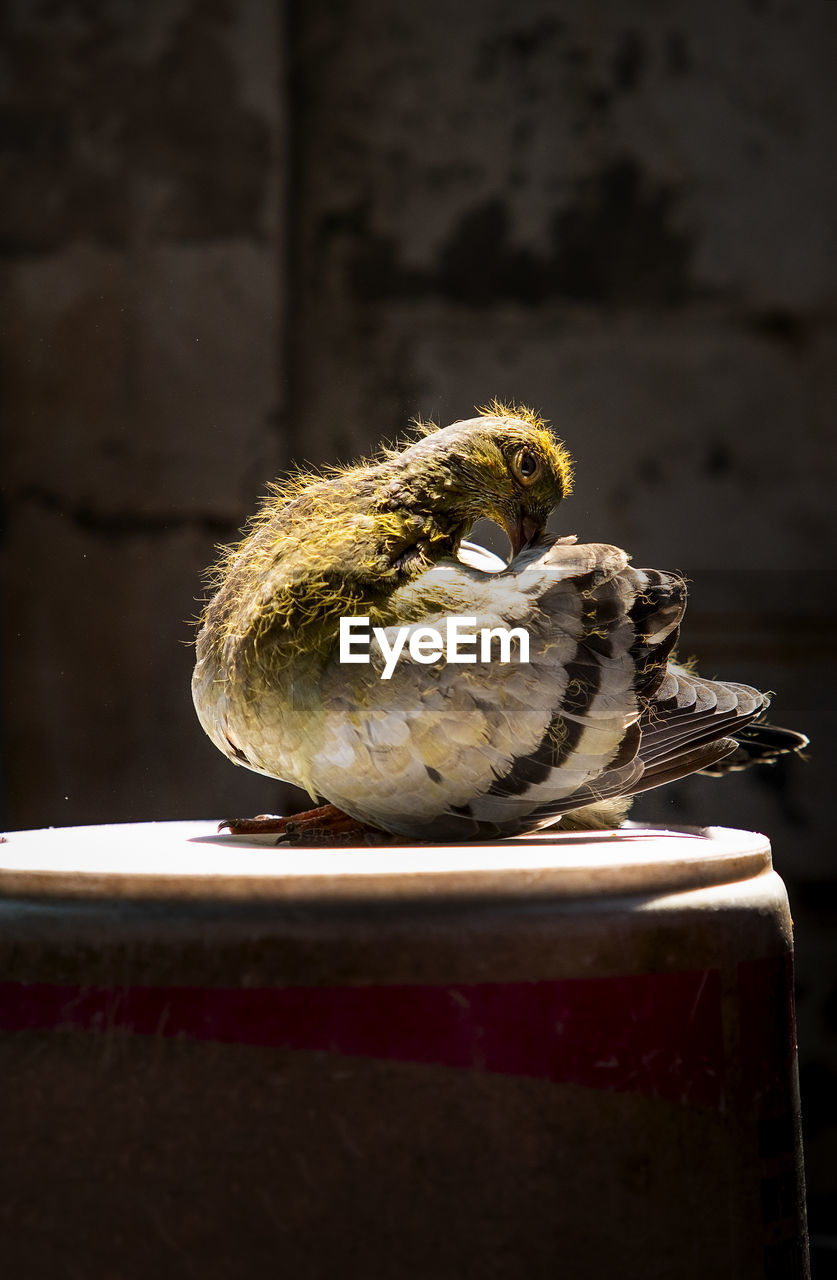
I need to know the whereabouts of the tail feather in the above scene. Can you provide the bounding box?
[699,723,809,775]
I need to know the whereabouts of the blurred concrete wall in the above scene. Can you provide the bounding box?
[2,0,837,1257]
[1,0,291,824]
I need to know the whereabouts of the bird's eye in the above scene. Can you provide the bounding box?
[512,449,541,484]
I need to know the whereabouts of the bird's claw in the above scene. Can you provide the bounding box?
[218,804,391,846]
[217,813,286,835]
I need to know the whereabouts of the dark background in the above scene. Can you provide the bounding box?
[1,0,836,1262]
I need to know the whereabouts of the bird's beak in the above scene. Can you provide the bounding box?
[506,511,543,558]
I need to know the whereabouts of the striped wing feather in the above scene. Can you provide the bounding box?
[314,537,792,838]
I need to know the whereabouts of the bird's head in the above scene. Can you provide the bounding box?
[196,402,573,672]
[381,403,573,559]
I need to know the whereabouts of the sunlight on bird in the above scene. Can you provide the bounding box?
[192,404,807,843]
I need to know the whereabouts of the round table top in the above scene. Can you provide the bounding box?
[0,820,772,903]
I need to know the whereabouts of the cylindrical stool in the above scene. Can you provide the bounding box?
[0,822,808,1279]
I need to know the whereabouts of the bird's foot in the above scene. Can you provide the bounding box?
[219,803,391,845]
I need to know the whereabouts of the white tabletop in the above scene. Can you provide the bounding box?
[0,820,772,902]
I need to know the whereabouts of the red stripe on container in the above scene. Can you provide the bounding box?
[0,970,723,1107]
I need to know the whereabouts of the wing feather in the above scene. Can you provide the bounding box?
[313,538,684,838]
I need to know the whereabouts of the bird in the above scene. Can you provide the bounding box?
[192,403,807,842]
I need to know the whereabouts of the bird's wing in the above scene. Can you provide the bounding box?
[311,537,685,838]
[518,660,781,825]
[632,666,767,785]
[546,669,764,815]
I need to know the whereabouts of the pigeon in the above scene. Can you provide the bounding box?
[192,404,807,841]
